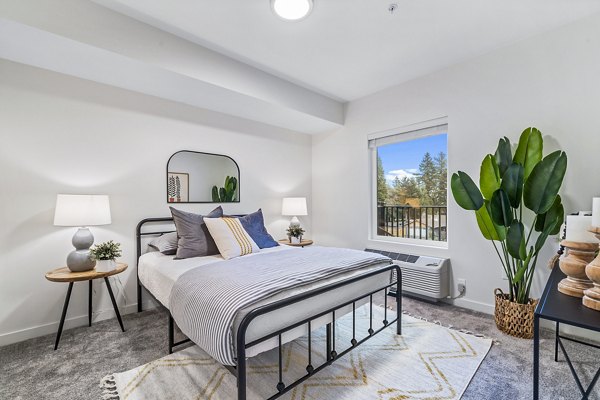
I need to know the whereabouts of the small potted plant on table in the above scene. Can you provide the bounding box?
[90,240,122,272]
[287,226,305,245]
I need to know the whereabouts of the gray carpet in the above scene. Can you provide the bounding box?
[1,296,598,399]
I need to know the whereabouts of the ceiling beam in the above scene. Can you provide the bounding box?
[0,0,344,134]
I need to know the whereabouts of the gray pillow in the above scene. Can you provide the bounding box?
[148,232,178,256]
[170,206,223,259]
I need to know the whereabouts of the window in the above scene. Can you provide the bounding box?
[369,122,448,246]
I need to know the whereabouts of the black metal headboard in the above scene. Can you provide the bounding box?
[136,217,175,310]
[135,215,249,260]
[136,217,175,262]
[135,215,246,311]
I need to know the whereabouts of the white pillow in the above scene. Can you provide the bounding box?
[204,217,260,260]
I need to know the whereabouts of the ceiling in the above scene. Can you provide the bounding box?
[96,0,600,102]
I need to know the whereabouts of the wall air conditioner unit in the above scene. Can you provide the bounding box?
[365,249,450,301]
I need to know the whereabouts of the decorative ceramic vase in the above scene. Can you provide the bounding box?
[583,229,600,311]
[558,240,596,298]
[291,236,302,244]
[66,228,96,272]
[95,259,116,273]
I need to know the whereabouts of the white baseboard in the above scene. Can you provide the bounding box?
[443,297,495,315]
[1,294,496,347]
[446,297,598,342]
[0,300,158,347]
[9,294,595,347]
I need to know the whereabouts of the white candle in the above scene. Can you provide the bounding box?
[593,198,600,228]
[566,215,598,243]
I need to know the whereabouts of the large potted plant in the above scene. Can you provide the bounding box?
[451,127,567,338]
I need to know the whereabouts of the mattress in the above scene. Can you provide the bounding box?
[139,245,296,307]
[139,245,394,361]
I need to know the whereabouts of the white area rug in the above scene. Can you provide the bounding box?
[102,306,491,399]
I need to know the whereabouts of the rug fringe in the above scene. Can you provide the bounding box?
[381,305,500,345]
[100,374,120,400]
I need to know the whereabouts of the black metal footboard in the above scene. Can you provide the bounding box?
[235,264,402,400]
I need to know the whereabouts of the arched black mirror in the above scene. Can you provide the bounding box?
[166,151,240,203]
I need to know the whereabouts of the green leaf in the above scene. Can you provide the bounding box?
[451,172,484,211]
[513,249,533,284]
[480,154,501,200]
[535,222,556,253]
[507,221,527,260]
[476,201,507,241]
[494,137,512,176]
[501,163,524,208]
[535,195,564,235]
[490,189,513,227]
[513,127,543,181]
[524,151,568,214]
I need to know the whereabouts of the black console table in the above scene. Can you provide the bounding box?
[534,265,600,399]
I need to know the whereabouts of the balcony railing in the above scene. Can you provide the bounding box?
[377,204,447,241]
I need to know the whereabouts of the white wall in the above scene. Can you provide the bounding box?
[0,60,312,345]
[312,13,600,313]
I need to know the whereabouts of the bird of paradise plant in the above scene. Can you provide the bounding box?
[451,128,567,304]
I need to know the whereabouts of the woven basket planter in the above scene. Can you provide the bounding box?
[494,289,539,339]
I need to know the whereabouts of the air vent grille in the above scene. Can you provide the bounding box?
[365,248,449,300]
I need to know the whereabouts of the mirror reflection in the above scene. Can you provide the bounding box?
[166,151,240,203]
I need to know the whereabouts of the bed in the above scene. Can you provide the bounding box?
[136,217,402,400]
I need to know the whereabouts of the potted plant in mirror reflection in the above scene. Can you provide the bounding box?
[90,240,122,273]
[451,127,567,339]
[287,226,305,244]
[212,176,238,202]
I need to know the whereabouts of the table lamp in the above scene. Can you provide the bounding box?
[282,197,307,228]
[54,194,111,272]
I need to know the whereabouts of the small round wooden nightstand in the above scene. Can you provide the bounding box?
[278,239,314,248]
[45,262,128,350]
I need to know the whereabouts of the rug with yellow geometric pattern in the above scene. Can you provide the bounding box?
[101,305,492,400]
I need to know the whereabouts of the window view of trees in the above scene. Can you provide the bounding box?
[374,132,448,242]
[377,151,447,207]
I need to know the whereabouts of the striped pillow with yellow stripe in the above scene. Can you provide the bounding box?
[203,217,260,260]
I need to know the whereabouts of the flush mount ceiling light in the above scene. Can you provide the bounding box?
[271,0,313,21]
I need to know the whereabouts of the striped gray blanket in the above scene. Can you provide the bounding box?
[169,246,391,365]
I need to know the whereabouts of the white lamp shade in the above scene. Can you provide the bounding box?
[53,194,111,226]
[282,197,308,216]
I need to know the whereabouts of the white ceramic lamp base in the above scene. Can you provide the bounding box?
[289,216,300,228]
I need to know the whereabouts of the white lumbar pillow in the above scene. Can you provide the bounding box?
[204,217,260,260]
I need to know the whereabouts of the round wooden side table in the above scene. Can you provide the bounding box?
[45,262,128,350]
[278,239,314,248]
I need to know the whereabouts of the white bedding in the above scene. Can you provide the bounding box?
[139,245,295,308]
[139,245,394,361]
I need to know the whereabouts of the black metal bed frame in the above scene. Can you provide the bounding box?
[136,217,402,400]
